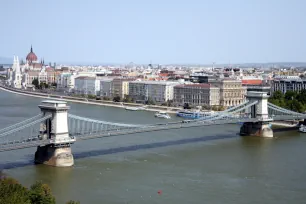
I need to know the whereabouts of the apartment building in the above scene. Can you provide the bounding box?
[129,81,179,103]
[271,76,306,94]
[100,78,113,97]
[74,77,100,95]
[112,78,134,98]
[57,73,75,90]
[211,79,246,107]
[173,84,220,106]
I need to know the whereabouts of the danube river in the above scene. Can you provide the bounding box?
[0,90,306,204]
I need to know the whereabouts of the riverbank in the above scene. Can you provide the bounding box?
[0,85,180,114]
[272,121,299,127]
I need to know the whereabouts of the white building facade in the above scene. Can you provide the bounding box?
[74,77,100,95]
[129,81,179,103]
[57,73,75,90]
[100,79,113,97]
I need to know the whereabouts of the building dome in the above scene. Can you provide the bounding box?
[26,46,38,62]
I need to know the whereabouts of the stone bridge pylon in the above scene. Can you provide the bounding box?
[239,91,273,137]
[35,100,76,167]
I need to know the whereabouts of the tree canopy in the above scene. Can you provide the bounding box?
[269,90,306,113]
[0,173,79,204]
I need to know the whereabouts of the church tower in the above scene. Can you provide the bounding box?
[12,56,22,88]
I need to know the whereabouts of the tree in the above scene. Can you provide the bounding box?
[0,177,30,204]
[297,89,306,104]
[66,201,80,204]
[270,90,284,100]
[32,78,39,89]
[113,96,121,102]
[202,104,211,110]
[285,90,297,101]
[269,89,306,113]
[218,106,226,111]
[87,94,96,99]
[183,103,191,109]
[103,96,111,101]
[287,99,304,113]
[39,82,49,89]
[166,100,173,107]
[123,95,133,103]
[0,176,79,204]
[29,181,56,204]
[146,97,156,105]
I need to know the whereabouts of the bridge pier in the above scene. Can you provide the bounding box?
[35,100,75,167]
[240,121,273,137]
[240,90,273,137]
[34,145,74,167]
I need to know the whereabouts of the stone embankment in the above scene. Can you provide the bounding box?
[0,85,181,114]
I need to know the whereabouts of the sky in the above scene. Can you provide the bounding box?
[0,0,305,65]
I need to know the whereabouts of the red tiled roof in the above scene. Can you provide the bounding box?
[242,79,262,85]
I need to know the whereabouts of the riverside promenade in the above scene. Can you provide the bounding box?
[0,84,181,114]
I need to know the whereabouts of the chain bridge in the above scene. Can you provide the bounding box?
[0,91,305,167]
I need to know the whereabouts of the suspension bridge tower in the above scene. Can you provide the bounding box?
[240,90,273,137]
[35,100,76,167]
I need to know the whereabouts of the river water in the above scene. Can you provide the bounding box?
[0,90,306,204]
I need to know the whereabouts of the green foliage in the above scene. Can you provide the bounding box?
[146,97,156,105]
[32,78,39,89]
[211,105,225,111]
[0,177,31,204]
[166,100,173,107]
[102,96,111,101]
[40,82,49,89]
[113,95,121,102]
[87,94,96,99]
[269,90,306,113]
[270,90,284,100]
[202,104,211,110]
[183,103,191,109]
[66,201,80,204]
[284,91,297,101]
[29,181,55,204]
[123,95,133,103]
[0,176,79,204]
[296,89,306,104]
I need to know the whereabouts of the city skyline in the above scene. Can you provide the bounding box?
[0,0,305,65]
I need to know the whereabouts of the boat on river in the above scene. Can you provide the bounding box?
[125,106,139,111]
[176,110,214,119]
[124,105,147,111]
[299,124,306,133]
[155,111,171,119]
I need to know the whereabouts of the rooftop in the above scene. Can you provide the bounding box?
[130,81,179,85]
[175,83,216,88]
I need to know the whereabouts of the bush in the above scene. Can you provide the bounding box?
[66,201,80,204]
[87,94,96,99]
[0,175,79,204]
[113,96,121,102]
[103,96,111,101]
[123,95,133,103]
[32,78,39,89]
